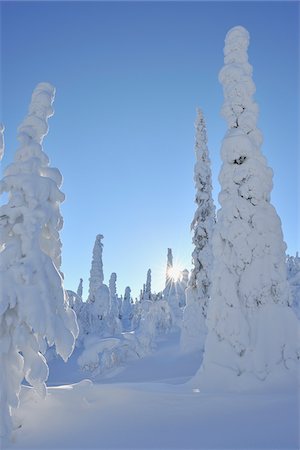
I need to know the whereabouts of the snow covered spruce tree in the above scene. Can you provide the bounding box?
[0,83,78,442]
[287,253,300,318]
[164,248,173,296]
[181,109,215,354]
[85,234,110,335]
[108,272,122,335]
[122,286,133,331]
[195,26,299,391]
[77,278,83,299]
[88,234,104,302]
[163,248,184,326]
[144,269,152,301]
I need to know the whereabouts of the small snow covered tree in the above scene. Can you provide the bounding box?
[122,286,133,331]
[164,248,173,294]
[108,272,122,335]
[140,269,153,315]
[77,278,83,299]
[163,249,183,327]
[181,109,215,354]
[88,235,110,319]
[83,235,110,336]
[144,269,152,301]
[195,26,299,391]
[0,83,78,443]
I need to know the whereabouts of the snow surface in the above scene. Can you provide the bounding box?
[10,330,299,450]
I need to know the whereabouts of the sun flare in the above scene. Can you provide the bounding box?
[167,265,182,283]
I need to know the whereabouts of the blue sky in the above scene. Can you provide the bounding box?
[1,1,299,298]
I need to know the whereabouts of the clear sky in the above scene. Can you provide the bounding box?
[1,1,299,299]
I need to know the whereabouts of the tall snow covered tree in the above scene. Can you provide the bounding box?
[165,248,173,291]
[195,26,299,390]
[88,234,104,302]
[163,248,183,327]
[83,235,110,336]
[77,278,83,299]
[181,109,215,354]
[0,83,78,443]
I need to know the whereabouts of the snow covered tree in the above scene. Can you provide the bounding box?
[144,269,152,301]
[88,234,104,302]
[181,109,215,354]
[163,249,183,327]
[77,278,83,299]
[195,26,299,391]
[181,269,189,290]
[140,269,153,310]
[287,253,300,318]
[0,83,78,443]
[81,235,110,337]
[108,272,122,335]
[122,286,133,331]
[0,123,4,161]
[164,248,173,293]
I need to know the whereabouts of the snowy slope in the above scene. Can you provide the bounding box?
[10,332,299,450]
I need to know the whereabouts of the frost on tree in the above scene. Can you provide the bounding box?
[77,278,83,299]
[144,269,152,301]
[139,269,153,317]
[195,26,299,391]
[181,109,215,354]
[164,248,173,296]
[0,83,78,442]
[88,234,110,321]
[79,235,110,337]
[108,272,122,335]
[122,287,133,331]
[287,253,300,318]
[88,234,104,303]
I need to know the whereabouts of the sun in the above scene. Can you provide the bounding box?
[167,265,182,283]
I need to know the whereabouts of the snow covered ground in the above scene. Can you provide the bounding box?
[10,332,299,450]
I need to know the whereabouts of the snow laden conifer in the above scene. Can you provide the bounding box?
[77,278,83,299]
[164,248,173,295]
[287,253,300,318]
[88,234,104,302]
[181,109,215,354]
[85,235,110,335]
[108,272,122,335]
[144,269,152,301]
[122,286,133,331]
[196,27,299,390]
[0,83,78,443]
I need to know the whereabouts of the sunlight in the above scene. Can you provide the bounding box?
[167,265,182,283]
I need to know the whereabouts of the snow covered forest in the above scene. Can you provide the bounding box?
[0,24,299,450]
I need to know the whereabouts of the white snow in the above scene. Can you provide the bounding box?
[10,332,299,450]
